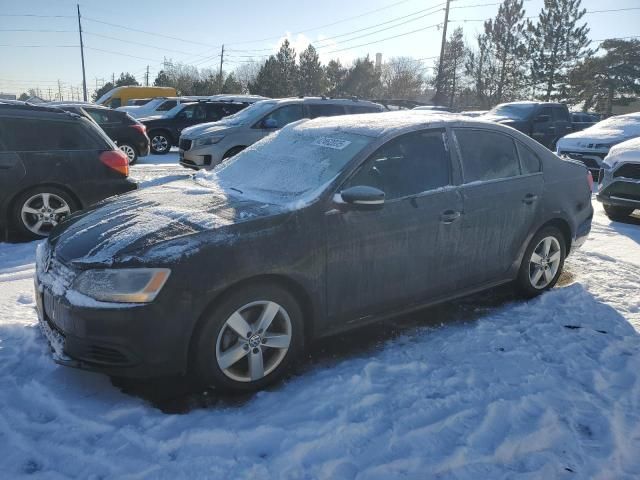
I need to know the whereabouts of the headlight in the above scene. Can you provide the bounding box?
[72,268,171,303]
[194,135,225,147]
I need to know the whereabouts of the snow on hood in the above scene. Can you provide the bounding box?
[560,113,640,145]
[603,137,640,168]
[49,179,285,267]
[182,122,233,138]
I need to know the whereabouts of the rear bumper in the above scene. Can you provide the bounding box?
[136,137,150,157]
[572,211,593,250]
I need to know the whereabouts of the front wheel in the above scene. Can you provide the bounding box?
[193,283,305,392]
[603,204,634,220]
[515,226,566,298]
[12,187,78,239]
[118,143,138,165]
[149,132,171,154]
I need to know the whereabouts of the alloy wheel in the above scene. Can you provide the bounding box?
[528,236,562,289]
[215,300,292,382]
[119,144,136,163]
[151,135,169,153]
[20,193,71,237]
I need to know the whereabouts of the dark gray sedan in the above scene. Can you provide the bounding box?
[35,112,593,392]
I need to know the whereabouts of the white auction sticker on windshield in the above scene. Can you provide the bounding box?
[312,137,352,150]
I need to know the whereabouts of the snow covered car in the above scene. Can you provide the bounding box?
[597,137,640,219]
[34,112,593,392]
[557,112,640,176]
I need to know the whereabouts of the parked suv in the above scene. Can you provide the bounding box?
[142,101,249,154]
[117,96,189,119]
[483,102,572,149]
[597,137,640,219]
[0,102,137,239]
[58,104,149,164]
[178,97,385,169]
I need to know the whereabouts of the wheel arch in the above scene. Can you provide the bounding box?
[148,128,174,145]
[5,182,83,225]
[223,145,247,159]
[186,273,316,373]
[540,217,572,255]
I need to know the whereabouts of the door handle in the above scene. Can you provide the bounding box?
[440,210,461,224]
[522,194,538,205]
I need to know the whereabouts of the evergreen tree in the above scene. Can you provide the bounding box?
[92,82,114,101]
[484,0,527,102]
[116,72,139,87]
[222,72,243,94]
[298,44,324,95]
[18,92,29,101]
[153,70,171,87]
[432,28,467,107]
[527,0,591,101]
[249,56,281,97]
[325,59,347,96]
[465,33,500,108]
[341,56,381,98]
[276,39,298,97]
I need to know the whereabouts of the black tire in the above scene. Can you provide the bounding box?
[515,226,566,298]
[192,282,305,392]
[149,131,171,155]
[118,143,138,165]
[222,146,245,160]
[11,186,78,239]
[603,204,634,220]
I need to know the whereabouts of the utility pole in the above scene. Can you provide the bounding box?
[57,80,63,101]
[145,65,149,86]
[435,0,451,104]
[48,87,52,101]
[218,44,224,92]
[76,4,88,101]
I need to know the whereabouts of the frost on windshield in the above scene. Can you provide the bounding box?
[196,125,373,205]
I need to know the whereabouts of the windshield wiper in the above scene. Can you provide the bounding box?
[230,187,244,194]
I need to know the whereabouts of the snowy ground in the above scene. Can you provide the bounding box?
[0,154,639,479]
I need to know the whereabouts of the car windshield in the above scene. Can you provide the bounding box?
[196,127,373,204]
[589,114,640,133]
[216,101,277,126]
[488,104,535,120]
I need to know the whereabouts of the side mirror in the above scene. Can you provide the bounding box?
[534,114,551,123]
[262,118,278,129]
[337,185,385,210]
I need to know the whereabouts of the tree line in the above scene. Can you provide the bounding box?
[89,0,638,115]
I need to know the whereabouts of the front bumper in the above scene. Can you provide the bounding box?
[179,141,225,170]
[596,163,640,210]
[557,148,608,176]
[34,273,188,378]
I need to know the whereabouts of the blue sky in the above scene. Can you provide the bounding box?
[0,0,638,98]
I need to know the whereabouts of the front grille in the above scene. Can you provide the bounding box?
[73,343,132,366]
[559,151,606,170]
[179,138,192,151]
[614,163,640,180]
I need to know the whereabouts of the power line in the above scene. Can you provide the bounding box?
[0,29,74,33]
[326,22,442,54]
[83,31,214,57]
[0,14,74,18]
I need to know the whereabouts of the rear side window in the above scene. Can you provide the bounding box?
[517,142,542,174]
[345,129,450,200]
[553,106,570,122]
[86,109,110,125]
[455,129,520,182]
[307,104,346,118]
[157,100,177,111]
[0,118,100,151]
[347,105,381,114]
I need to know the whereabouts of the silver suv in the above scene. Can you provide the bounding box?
[178,97,385,169]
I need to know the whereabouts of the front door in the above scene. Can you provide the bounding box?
[531,106,556,149]
[453,128,543,286]
[257,104,305,141]
[325,129,464,323]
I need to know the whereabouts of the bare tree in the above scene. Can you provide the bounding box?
[381,57,425,99]
[235,60,265,94]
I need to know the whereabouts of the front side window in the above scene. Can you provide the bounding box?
[344,129,450,200]
[157,100,177,111]
[109,98,122,108]
[553,106,570,122]
[536,106,552,122]
[261,104,305,128]
[455,129,520,183]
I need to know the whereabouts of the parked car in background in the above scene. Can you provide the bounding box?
[413,105,451,112]
[597,136,640,219]
[127,98,153,106]
[142,101,249,154]
[117,96,190,119]
[0,102,136,239]
[34,112,592,391]
[205,94,269,104]
[57,104,149,164]
[483,101,572,150]
[95,86,176,109]
[179,97,385,169]
[570,112,599,132]
[557,112,640,176]
[460,110,488,117]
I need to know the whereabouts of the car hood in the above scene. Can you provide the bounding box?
[182,121,238,138]
[603,137,640,168]
[48,179,288,267]
[557,129,633,148]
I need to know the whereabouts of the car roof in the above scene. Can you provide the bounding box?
[265,97,383,108]
[0,101,83,119]
[289,110,508,138]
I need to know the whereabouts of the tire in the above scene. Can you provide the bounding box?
[11,186,78,239]
[118,143,138,165]
[193,282,305,392]
[603,204,634,220]
[515,226,566,298]
[149,132,171,155]
[222,146,245,161]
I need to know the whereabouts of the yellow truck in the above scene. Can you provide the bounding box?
[96,86,176,108]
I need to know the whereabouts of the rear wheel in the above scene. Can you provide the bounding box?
[515,226,566,298]
[12,186,78,239]
[603,204,634,220]
[118,143,138,165]
[149,132,171,154]
[193,283,304,392]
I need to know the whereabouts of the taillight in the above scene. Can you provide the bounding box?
[100,150,129,176]
[587,170,594,191]
[131,123,146,135]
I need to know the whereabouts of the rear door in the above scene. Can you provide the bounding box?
[0,119,27,211]
[325,128,464,322]
[453,128,543,287]
[552,105,572,142]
